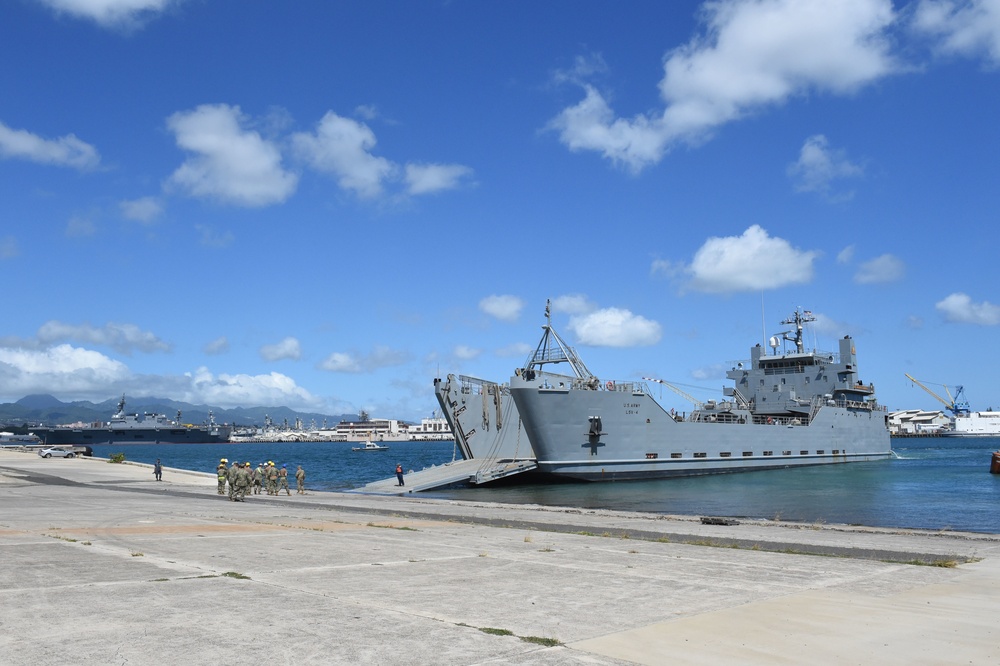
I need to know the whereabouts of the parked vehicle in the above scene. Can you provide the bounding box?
[37,447,76,458]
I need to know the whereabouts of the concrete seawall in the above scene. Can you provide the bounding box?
[1,450,997,665]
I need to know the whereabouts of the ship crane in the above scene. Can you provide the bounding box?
[643,377,704,409]
[904,374,971,416]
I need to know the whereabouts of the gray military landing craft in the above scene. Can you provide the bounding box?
[507,303,892,481]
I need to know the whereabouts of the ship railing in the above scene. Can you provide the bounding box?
[750,414,809,426]
[457,375,508,397]
[601,380,651,394]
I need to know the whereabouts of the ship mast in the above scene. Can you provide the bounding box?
[780,308,816,354]
[523,300,596,382]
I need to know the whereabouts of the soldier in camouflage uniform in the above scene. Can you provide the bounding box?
[295,465,305,494]
[233,462,251,501]
[216,459,228,495]
[278,464,290,496]
[227,461,238,500]
[253,463,264,495]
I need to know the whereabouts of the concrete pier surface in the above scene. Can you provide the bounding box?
[1,450,997,665]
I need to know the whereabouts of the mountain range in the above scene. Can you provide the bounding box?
[0,394,356,429]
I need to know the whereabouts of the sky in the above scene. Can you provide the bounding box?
[2,0,999,421]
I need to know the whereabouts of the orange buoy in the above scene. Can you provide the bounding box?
[990,451,1000,475]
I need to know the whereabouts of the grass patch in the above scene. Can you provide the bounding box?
[152,578,169,582]
[538,547,554,552]
[47,534,78,543]
[366,522,418,531]
[108,452,126,464]
[479,627,514,636]
[131,551,144,557]
[222,571,251,579]
[520,636,561,647]
[82,541,92,546]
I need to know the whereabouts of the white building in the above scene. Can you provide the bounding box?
[887,410,950,435]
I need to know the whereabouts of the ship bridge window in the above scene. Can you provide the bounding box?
[742,451,753,457]
[670,452,682,459]
[719,451,732,457]
[693,452,707,458]
[763,450,773,456]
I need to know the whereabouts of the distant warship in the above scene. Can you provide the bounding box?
[35,394,231,446]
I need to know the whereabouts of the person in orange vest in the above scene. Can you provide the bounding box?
[395,463,404,487]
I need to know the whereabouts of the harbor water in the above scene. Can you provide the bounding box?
[90,436,1000,534]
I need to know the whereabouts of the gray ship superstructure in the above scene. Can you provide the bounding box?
[36,394,231,446]
[508,305,891,481]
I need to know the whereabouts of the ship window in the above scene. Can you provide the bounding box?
[645,453,658,459]
[763,450,773,456]
[742,451,753,457]
[719,452,731,457]
[816,450,825,455]
[670,452,682,459]
[782,450,791,456]
[800,450,808,455]
[832,449,840,454]
[693,452,707,458]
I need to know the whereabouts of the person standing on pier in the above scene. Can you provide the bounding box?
[395,463,404,487]
[295,465,305,494]
[153,459,162,481]
[216,459,228,495]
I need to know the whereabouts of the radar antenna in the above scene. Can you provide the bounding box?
[779,308,816,354]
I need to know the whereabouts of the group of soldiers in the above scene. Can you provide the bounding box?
[216,458,306,501]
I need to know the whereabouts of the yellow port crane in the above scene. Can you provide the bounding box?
[904,374,970,416]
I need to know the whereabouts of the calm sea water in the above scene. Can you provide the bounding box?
[91,437,1000,534]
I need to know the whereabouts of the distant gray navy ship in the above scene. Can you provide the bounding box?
[507,304,892,481]
[36,394,232,446]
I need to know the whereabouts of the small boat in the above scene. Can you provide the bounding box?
[352,440,389,452]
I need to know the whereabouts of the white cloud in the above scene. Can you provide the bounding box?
[186,367,322,411]
[203,336,229,355]
[479,294,524,322]
[120,196,164,223]
[568,307,662,347]
[0,344,131,396]
[854,253,905,284]
[65,214,96,237]
[549,0,897,172]
[453,345,482,360]
[787,135,863,196]
[0,120,100,170]
[195,224,235,248]
[404,162,473,195]
[0,236,18,259]
[37,0,180,29]
[318,346,411,373]
[683,225,818,293]
[495,342,533,358]
[291,111,396,199]
[935,292,1000,325]
[166,104,298,207]
[837,245,856,264]
[36,321,171,355]
[913,0,1000,66]
[259,337,302,362]
[551,294,596,315]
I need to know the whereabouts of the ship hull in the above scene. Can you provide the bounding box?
[510,381,891,481]
[36,427,231,446]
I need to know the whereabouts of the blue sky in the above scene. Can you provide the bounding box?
[2,0,999,420]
